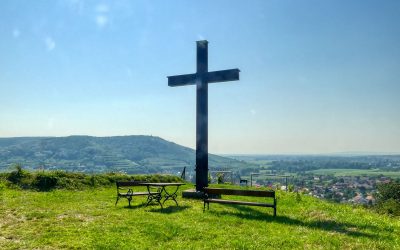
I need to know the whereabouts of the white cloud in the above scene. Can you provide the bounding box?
[250,109,256,116]
[96,15,108,28]
[45,37,56,51]
[12,29,20,38]
[95,3,110,28]
[197,34,205,40]
[95,3,109,13]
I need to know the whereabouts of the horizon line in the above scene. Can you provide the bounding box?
[0,135,399,156]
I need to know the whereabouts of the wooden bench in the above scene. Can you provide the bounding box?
[115,181,159,207]
[203,187,277,216]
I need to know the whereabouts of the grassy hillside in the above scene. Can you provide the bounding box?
[0,184,399,249]
[0,136,252,173]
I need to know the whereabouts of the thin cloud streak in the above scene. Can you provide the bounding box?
[12,28,20,38]
[96,15,108,28]
[44,36,56,51]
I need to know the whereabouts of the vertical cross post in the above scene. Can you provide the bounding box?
[196,41,208,191]
[167,40,240,192]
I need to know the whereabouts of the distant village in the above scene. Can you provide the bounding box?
[296,175,394,205]
[220,155,400,205]
[184,167,394,205]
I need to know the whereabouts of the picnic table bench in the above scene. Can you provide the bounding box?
[115,181,159,207]
[203,187,277,216]
[115,181,185,208]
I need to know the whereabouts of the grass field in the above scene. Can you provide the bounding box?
[1,184,399,249]
[308,168,400,178]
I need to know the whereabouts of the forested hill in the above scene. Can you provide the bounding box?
[0,136,251,173]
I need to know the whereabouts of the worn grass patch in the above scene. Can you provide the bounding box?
[0,184,399,249]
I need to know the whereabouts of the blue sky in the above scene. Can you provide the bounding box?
[1,0,399,154]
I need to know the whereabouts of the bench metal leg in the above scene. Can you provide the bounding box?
[146,193,163,209]
[203,201,209,211]
[162,186,180,206]
[145,186,163,209]
[163,193,179,206]
[115,196,119,206]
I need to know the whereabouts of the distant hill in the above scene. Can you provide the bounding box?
[0,135,252,174]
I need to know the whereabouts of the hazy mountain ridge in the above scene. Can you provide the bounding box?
[0,135,251,173]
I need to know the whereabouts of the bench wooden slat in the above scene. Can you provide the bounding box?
[204,187,275,198]
[116,181,146,187]
[206,198,275,207]
[203,187,277,216]
[118,192,158,197]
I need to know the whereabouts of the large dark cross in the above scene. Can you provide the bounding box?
[167,40,240,192]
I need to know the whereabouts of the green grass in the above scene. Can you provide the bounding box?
[0,184,399,249]
[308,168,400,178]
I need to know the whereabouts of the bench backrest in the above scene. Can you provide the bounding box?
[204,188,275,198]
[116,181,146,188]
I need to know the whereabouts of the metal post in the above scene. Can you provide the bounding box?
[285,176,288,192]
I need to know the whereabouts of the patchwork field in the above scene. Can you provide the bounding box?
[308,168,400,178]
[0,185,399,249]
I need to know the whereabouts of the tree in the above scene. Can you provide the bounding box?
[217,173,225,184]
[375,181,400,216]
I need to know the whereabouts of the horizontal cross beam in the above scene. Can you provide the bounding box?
[167,69,240,87]
[207,69,240,83]
[167,73,196,87]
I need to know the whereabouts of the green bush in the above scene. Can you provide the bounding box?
[375,181,400,216]
[0,181,4,203]
[217,173,224,184]
[376,181,400,201]
[2,169,184,191]
[296,192,302,202]
[376,198,400,216]
[7,164,32,188]
[33,172,58,191]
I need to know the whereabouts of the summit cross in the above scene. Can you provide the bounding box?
[167,40,240,192]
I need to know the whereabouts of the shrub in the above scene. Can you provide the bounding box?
[217,173,224,184]
[376,181,400,201]
[296,192,302,202]
[375,181,400,216]
[2,168,183,191]
[7,164,32,188]
[33,172,58,191]
[0,181,4,202]
[7,164,25,183]
[376,199,400,216]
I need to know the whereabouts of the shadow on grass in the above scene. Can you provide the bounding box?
[209,205,382,239]
[148,205,191,214]
[123,203,147,210]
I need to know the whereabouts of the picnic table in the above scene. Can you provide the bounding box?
[138,182,185,209]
